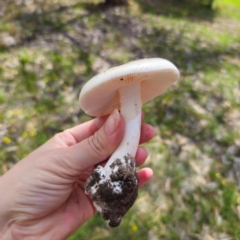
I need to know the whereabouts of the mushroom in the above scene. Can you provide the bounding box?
[79,58,179,227]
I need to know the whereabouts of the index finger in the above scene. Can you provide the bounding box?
[66,111,147,143]
[67,115,108,143]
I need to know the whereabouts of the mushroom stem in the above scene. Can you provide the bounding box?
[104,81,142,175]
[84,81,142,226]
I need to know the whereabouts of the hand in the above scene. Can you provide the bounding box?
[0,111,155,240]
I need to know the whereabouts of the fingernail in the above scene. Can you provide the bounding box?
[105,109,120,136]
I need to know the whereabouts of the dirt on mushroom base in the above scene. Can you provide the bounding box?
[85,154,139,227]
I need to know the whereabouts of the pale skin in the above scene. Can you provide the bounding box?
[0,110,155,240]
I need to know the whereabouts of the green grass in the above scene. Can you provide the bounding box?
[215,0,240,7]
[1,0,240,239]
[214,0,240,20]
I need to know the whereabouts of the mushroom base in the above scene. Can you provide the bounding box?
[85,154,139,227]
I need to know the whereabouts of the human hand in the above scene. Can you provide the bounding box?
[0,110,155,240]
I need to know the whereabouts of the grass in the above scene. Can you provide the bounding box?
[1,0,240,239]
[214,0,240,20]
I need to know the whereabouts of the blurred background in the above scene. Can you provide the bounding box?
[0,0,240,239]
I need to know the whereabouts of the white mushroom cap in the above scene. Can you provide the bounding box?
[79,58,179,117]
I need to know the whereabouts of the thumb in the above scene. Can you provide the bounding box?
[60,109,125,173]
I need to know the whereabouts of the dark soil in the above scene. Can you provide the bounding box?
[85,154,139,227]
